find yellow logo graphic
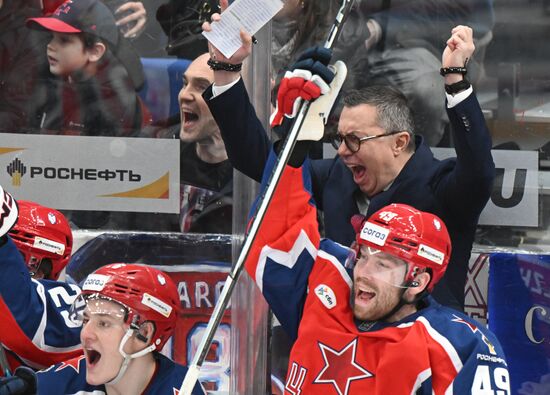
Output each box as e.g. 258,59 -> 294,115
6,158 -> 27,187
100,172 -> 170,199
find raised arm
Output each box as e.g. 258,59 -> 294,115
0,238 -> 82,366
204,79 -> 271,182
436,26 -> 495,219
0,189 -> 81,369
245,147 -> 321,340
200,0 -> 271,181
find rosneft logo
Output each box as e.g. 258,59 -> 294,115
6,158 -> 27,187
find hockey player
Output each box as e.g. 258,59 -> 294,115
240,24 -> 510,392
0,190 -> 82,373
244,141 -> 510,393
33,263 -> 206,394
8,200 -> 73,281
0,263 -> 206,394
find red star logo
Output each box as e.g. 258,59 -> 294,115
173,389 -> 179,395
313,338 -> 372,395
54,355 -> 85,374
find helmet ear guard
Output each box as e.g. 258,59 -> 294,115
404,266 -> 428,288
136,332 -> 149,343
130,317 -> 153,344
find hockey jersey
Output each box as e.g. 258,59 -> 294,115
245,152 -> 511,395
0,238 -> 82,371
36,352 -> 206,394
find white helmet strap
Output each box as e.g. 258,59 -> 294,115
106,327 -> 156,385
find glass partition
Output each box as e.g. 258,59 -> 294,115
1,0 -> 550,393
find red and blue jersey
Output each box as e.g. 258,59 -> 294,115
245,152 -> 510,395
0,238 -> 82,371
36,353 -> 206,394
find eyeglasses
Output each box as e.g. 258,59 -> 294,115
331,130 -> 403,153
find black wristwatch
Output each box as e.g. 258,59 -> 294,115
444,79 -> 471,95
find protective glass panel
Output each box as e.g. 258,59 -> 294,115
1,0 -> 549,393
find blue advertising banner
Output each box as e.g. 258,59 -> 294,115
489,253 -> 550,395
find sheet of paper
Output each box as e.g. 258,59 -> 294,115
202,0 -> 284,58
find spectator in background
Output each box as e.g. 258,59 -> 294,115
0,0 -> 49,132
61,52 -> 231,233
42,0 -> 171,58
142,52 -> 232,234
270,0 -> 494,146
25,0 -> 145,137
271,0 -> 353,77
156,0 -> 219,59
176,52 -> 232,233
353,0 -> 494,146
42,0 -> 148,39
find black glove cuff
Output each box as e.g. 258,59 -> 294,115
274,140 -> 312,168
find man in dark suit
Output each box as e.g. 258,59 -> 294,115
201,22 -> 494,311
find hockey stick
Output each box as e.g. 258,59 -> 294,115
179,1 -> 355,393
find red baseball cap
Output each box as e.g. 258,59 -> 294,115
27,0 -> 118,47
26,0 -> 144,90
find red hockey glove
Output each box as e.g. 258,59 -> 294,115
270,69 -> 330,128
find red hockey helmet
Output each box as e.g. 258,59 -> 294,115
81,263 -> 180,351
351,204 -> 451,292
8,200 -> 73,280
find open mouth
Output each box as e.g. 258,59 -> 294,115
86,349 -> 102,367
183,111 -> 198,124
350,165 -> 366,182
355,288 -> 375,303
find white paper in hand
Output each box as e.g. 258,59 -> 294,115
202,0 -> 283,58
